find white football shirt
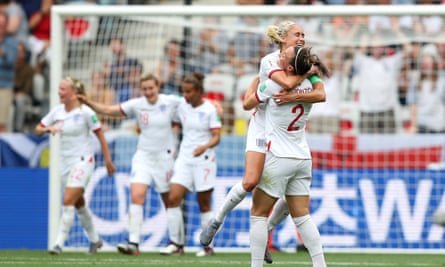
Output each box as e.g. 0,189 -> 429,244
120,94 -> 180,153
40,104 -> 101,158
174,98 -> 222,161
252,50 -> 283,124
256,79 -> 313,159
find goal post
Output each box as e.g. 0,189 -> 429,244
50,4 -> 445,253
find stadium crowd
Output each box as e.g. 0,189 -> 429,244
1,0 -> 445,135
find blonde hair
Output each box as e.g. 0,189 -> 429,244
266,20 -> 296,48
65,76 -> 86,96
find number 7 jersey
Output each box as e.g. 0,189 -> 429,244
256,78 -> 313,159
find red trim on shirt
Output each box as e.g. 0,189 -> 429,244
119,104 -> 127,116
93,128 -> 101,133
39,122 -> 46,127
268,69 -> 284,78
255,91 -> 263,103
267,141 -> 271,151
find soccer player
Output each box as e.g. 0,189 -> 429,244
35,77 -> 115,255
245,46 -> 328,267
78,73 -> 181,255
160,72 -> 222,257
200,20 -> 320,262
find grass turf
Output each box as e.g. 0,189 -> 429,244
0,250 -> 443,267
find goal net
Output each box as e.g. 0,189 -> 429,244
49,4 -> 445,253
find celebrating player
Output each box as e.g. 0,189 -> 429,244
160,72 -> 222,257
78,73 -> 181,255
245,46 -> 328,267
200,20 -> 320,263
35,77 -> 115,255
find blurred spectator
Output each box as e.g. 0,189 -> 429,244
13,42 -> 34,133
87,70 -> 117,130
127,58 -> 143,99
190,17 -> 230,75
225,16 -> 268,77
103,36 -> 138,102
0,0 -> 29,51
28,0 -> 52,66
0,12 -> 18,132
15,0 -> 40,20
156,38 -> 184,96
308,47 -> 347,134
352,34 -> 407,134
406,44 -> 445,134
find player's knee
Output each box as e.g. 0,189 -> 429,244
242,179 -> 258,192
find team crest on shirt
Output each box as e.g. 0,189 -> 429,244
199,112 -> 206,120
159,104 -> 166,112
73,114 -> 80,122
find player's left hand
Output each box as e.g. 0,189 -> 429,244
193,146 -> 206,157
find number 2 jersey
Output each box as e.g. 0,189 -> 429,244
256,78 -> 313,159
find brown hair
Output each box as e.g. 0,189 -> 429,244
291,46 -> 330,78
182,72 -> 205,94
140,73 -> 160,86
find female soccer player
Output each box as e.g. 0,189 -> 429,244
35,77 -> 115,255
78,73 -> 181,255
160,72 -> 221,257
200,21 -> 322,262
245,46 -> 328,267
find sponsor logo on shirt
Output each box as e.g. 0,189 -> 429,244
259,82 -> 267,93
91,115 -> 98,123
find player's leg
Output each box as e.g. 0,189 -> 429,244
286,161 -> 326,267
200,150 -> 265,246
49,187 -> 83,255
196,189 -> 216,257
76,195 -> 103,255
160,183 -> 187,255
250,188 -> 277,267
117,183 -> 148,255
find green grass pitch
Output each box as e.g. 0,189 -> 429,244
0,250 -> 444,267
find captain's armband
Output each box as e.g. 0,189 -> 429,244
308,75 -> 323,84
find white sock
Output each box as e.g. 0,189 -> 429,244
55,206 -> 75,247
250,216 -> 268,267
128,204 -> 143,244
267,198 -> 289,233
215,182 -> 248,223
77,206 -> 99,243
201,211 -> 214,247
167,207 -> 184,245
293,215 -> 326,267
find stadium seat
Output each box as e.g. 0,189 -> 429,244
233,73 -> 257,122
203,73 -> 236,101
339,101 -> 360,135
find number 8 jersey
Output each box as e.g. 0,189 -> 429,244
256,78 -> 313,159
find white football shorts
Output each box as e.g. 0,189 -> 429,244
257,152 -> 312,199
170,151 -> 216,192
130,149 -> 174,193
60,155 -> 95,188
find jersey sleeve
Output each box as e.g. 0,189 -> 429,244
208,102 -> 222,130
256,79 -> 282,103
119,98 -> 139,117
40,106 -> 58,127
83,105 -> 101,132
